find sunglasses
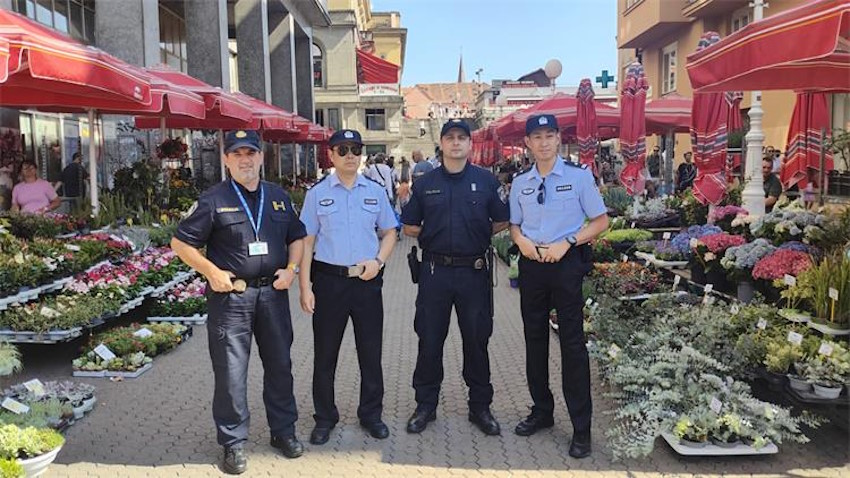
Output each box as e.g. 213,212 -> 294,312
335,145 -> 363,156
537,178 -> 546,205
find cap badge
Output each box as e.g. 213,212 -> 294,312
235,130 -> 247,138
452,119 -> 461,123
539,117 -> 548,125
344,131 -> 354,138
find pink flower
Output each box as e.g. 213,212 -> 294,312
752,249 -> 813,280
695,233 -> 747,254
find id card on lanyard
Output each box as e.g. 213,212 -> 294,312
231,180 -> 268,256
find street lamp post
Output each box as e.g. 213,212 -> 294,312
741,0 -> 767,215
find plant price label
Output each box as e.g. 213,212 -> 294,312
608,344 -> 621,358
1,397 -> 29,415
23,379 -> 45,397
662,232 -> 672,240
784,274 -> 796,287
829,288 -> 839,301
710,396 -> 723,414
756,318 -> 768,330
133,328 -> 154,338
585,298 -> 593,307
64,244 -> 81,252
730,304 -> 740,315
621,254 -> 629,263
787,331 -> 804,345
818,342 -> 834,357
94,343 -> 117,361
152,222 -> 161,228
704,284 -> 714,294
673,275 -> 681,288
630,222 -> 636,229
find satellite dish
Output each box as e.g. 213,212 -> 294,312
544,59 -> 563,80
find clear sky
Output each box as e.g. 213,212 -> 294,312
370,0 -> 618,87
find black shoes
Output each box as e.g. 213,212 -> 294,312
569,430 -> 592,459
468,409 -> 501,436
406,408 -> 436,434
309,425 -> 334,445
361,420 -> 390,439
514,413 -> 555,436
270,435 -> 304,459
222,446 -> 247,475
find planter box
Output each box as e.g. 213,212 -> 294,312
807,321 -> 850,336
148,314 -> 207,325
635,252 -> 689,269
18,444 -> 62,477
778,309 -> 811,323
661,432 -> 777,456
786,383 -> 850,405
103,362 -> 152,379
72,370 -> 106,378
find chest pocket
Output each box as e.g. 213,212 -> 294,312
215,212 -> 248,242
317,202 -> 340,231
360,201 -> 380,228
464,192 -> 489,225
550,187 -> 582,216
269,211 -> 290,238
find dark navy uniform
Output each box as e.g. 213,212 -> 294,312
175,179 -> 306,448
401,162 -> 509,414
509,154 -> 607,439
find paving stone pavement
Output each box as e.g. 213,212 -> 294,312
12,235 -> 850,477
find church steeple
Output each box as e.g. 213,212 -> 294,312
457,52 -> 465,83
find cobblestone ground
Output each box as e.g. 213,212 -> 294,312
13,236 -> 850,477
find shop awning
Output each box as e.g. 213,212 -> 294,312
356,49 -> 399,84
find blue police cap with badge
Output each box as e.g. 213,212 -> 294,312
224,129 -> 262,153
329,129 -> 364,147
440,118 -> 471,138
525,114 -> 559,136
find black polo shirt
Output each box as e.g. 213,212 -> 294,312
401,162 -> 509,256
175,180 -> 307,279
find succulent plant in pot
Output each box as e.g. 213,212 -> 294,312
673,412 -> 711,447
710,412 -> 743,447
802,341 -> 850,399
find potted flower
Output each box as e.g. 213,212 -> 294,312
708,205 -> 748,234
762,340 -> 802,391
670,225 -> 722,283
0,424 -> 65,477
721,239 -> 777,297
599,228 -> 653,255
797,253 -> 850,332
673,413 -> 710,448
710,412 -> 743,448
802,341 -> 850,399
692,233 -> 747,295
752,249 -> 814,305
787,361 -> 812,393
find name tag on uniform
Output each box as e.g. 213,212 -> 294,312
364,198 -> 378,205
248,241 -> 269,256
556,185 -> 573,192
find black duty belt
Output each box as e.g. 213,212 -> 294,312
423,252 -> 487,270
231,276 -> 276,292
312,260 -> 364,279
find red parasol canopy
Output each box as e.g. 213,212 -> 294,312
494,93 -> 620,142
690,33 -> 732,205
356,49 -> 399,84
618,62 -> 649,196
645,93 -> 692,134
576,79 -> 598,174
686,0 -> 850,93
781,92 -> 833,190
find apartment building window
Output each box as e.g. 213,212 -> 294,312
661,42 -> 677,94
14,0 -> 95,42
327,108 -> 341,131
313,43 -> 324,87
365,109 -> 386,131
315,109 -> 325,127
160,5 -> 187,73
624,0 -> 643,11
731,7 -> 751,33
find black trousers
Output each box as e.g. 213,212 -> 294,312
206,286 -> 296,447
413,264 -> 493,413
518,246 -> 593,433
312,269 -> 384,427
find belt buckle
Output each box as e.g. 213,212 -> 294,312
347,265 -> 364,278
473,258 -> 485,270
441,256 -> 452,266
232,279 -> 247,293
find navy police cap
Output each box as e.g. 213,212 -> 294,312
440,118 -> 471,138
224,129 -> 262,153
525,114 -> 559,136
328,129 -> 364,146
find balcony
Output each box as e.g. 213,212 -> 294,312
618,0 -> 691,49
682,0 -> 748,19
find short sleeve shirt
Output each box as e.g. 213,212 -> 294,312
12,179 -> 57,213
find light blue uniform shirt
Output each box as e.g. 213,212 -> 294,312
300,173 -> 399,266
509,157 -> 607,244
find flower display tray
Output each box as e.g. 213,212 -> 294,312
104,363 -> 152,379
785,384 -> 850,406
618,291 -> 688,302
807,321 -> 850,336
72,370 -> 105,378
634,251 -> 689,269
0,327 -> 83,344
778,309 -> 811,323
148,314 -> 207,326
660,432 -> 777,456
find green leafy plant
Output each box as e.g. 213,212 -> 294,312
602,186 -> 633,216
0,342 -> 22,377
599,228 -> 652,243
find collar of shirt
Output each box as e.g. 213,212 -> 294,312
328,172 -> 368,190
440,161 -> 470,179
525,156 -> 567,183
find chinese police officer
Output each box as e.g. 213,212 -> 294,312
298,129 -> 398,445
171,130 -> 306,475
401,119 -> 509,436
508,115 -> 609,459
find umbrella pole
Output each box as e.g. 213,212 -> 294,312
219,130 -> 226,182
87,109 -> 99,217
292,143 -> 296,184
819,126 -> 826,207
277,142 -> 282,180
159,117 -> 166,143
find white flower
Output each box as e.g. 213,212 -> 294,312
704,252 -> 716,261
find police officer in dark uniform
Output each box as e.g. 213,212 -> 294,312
171,130 -> 306,475
298,129 -> 398,445
401,119 -> 509,436
508,115 -> 609,459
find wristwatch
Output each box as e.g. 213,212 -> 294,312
286,262 -> 300,274
375,257 -> 385,269
567,235 -> 578,246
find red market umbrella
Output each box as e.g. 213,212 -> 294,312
686,0 -> 850,93
690,33 -> 732,206
618,62 -> 649,196
575,78 -> 598,174
645,93 -> 691,134
494,93 -> 620,142
781,92 -> 834,189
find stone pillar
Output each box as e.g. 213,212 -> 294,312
95,0 -> 160,66
268,12 -> 297,112
186,0 -> 230,90
235,0 -> 272,102
294,25 -> 314,121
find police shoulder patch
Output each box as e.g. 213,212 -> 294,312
184,201 -> 199,218
513,167 -> 533,179
563,160 -> 588,169
362,175 -> 382,186
307,175 -> 329,190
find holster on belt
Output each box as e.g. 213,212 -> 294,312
407,245 -> 421,283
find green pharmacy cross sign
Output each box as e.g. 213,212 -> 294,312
596,70 -> 615,89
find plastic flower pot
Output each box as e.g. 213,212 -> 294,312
787,374 -> 812,392
812,382 -> 843,399
18,444 -> 62,477
709,435 -> 740,448
762,369 -> 788,392
737,280 -> 755,304
678,436 -> 708,448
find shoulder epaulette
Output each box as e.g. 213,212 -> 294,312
563,160 -> 588,170
307,175 -> 330,190
513,166 -> 533,178
362,174 -> 383,187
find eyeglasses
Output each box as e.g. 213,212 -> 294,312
335,145 -> 363,156
537,178 -> 546,205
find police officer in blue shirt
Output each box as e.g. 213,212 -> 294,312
171,130 -> 306,474
298,129 -> 398,445
508,115 -> 609,459
401,119 -> 510,436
